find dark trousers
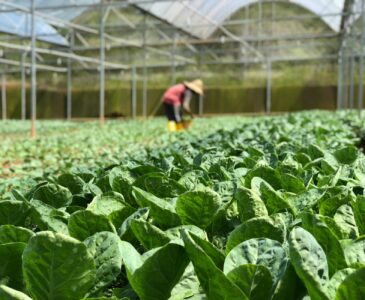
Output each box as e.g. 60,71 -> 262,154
163,103 -> 182,122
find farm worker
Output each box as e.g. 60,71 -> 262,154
162,79 -> 204,132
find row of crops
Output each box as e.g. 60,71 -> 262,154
1,111 -> 365,299
0,117 -> 247,197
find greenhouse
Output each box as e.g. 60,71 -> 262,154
2,1 -> 365,299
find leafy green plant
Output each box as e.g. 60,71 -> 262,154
1,112 -> 365,299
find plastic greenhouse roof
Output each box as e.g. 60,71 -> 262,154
0,0 -> 360,45
0,10 -> 68,45
137,0 -> 347,39
0,0 -> 100,46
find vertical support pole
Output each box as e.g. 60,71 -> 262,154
349,31 -> 356,109
258,0 -> 263,51
271,1 -> 275,36
337,54 -> 343,110
259,0 -> 262,34
31,0 -> 37,138
196,50 -> 204,117
131,66 -> 137,119
142,13 -> 148,119
359,0 -> 365,117
21,52 -> 26,120
245,5 -> 249,37
1,73 -> 6,121
67,30 -> 74,121
99,0 -> 106,125
171,31 -> 177,85
343,45 -> 349,109
199,94 -> 204,117
266,60 -> 272,114
346,47 -> 352,109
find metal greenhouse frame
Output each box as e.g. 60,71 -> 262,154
0,0 -> 364,137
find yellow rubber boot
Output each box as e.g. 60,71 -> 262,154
176,123 -> 184,131
167,121 -> 177,132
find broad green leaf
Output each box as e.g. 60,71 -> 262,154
10,190 -> 28,203
289,227 -> 330,300
84,297 -> 118,300
87,192 -> 127,216
66,205 -> 85,214
213,180 -> 238,201
30,200 -> 69,234
130,219 -> 170,250
112,286 -> 138,300
87,192 -> 135,228
234,187 -> 268,222
319,190 -> 354,217
32,184 -> 72,208
244,166 -> 282,190
0,285 -> 32,300
227,264 -> 272,300
334,204 -> 359,239
165,225 -> 207,242
58,173 -> 85,195
344,237 -> 365,267
280,173 -> 306,193
135,173 -> 186,198
118,241 -> 143,275
188,233 -> 225,270
329,167 -> 343,187
95,174 -> 113,193
335,268 -> 365,299
120,241 -> 190,300
0,243 -> 26,290
132,187 -> 181,228
83,182 -> 103,197
84,232 -> 123,297
178,170 -> 210,191
326,268 -> 356,299
70,195 -> 89,208
307,144 -> 325,160
169,263 -> 200,300
117,207 -> 149,241
131,165 -> 163,176
294,152 -> 312,165
0,201 -> 30,226
352,196 -> 365,235
226,216 -> 285,253
318,215 -> 345,240
108,206 -> 136,229
288,189 -> 323,214
334,146 -> 358,165
110,170 -> 136,206
68,210 -> 116,241
224,238 -> 286,289
251,177 -> 292,215
181,230 -> 247,300
176,189 -> 221,229
23,231 -> 96,300
272,262 -> 304,300
0,225 -> 34,244
301,212 -> 347,276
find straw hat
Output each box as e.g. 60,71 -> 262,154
184,79 -> 204,96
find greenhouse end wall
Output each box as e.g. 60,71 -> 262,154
2,85 -> 340,119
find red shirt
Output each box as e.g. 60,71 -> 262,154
162,84 -> 187,106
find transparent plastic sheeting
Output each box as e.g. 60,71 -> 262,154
0,0 -> 99,46
137,0 -> 347,39
0,10 -> 67,45
0,0 -> 362,45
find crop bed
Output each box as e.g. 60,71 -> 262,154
1,111 -> 365,299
